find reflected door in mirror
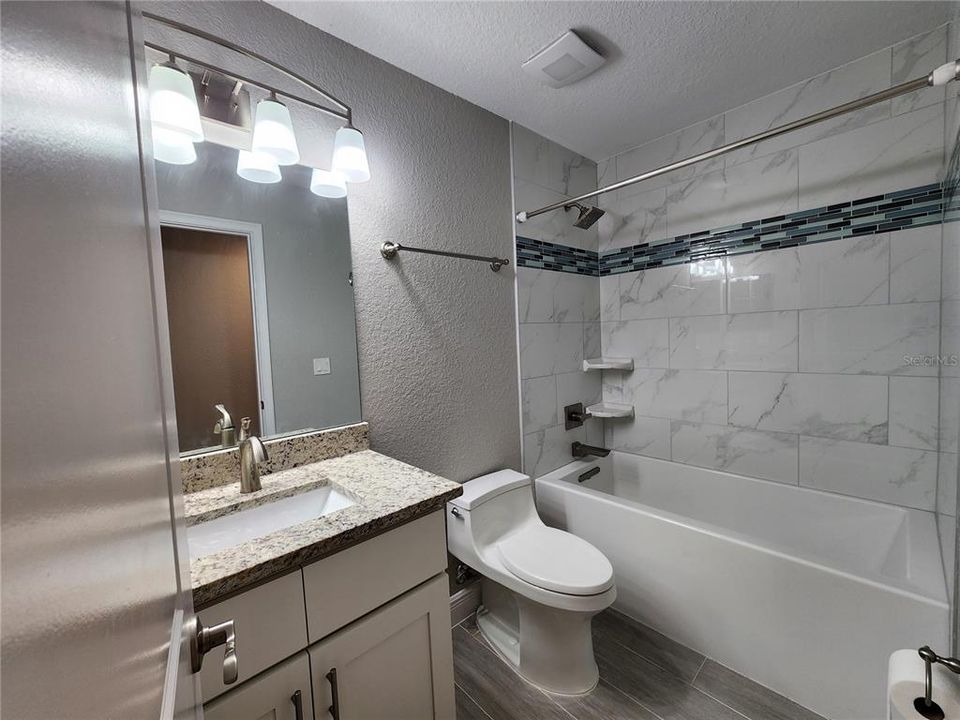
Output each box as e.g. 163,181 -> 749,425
161,226 -> 262,453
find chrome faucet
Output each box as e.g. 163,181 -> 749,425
238,417 -> 268,493
571,442 -> 610,459
214,404 -> 236,448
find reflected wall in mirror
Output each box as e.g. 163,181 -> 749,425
155,141 -> 362,455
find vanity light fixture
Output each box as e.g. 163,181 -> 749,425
236,150 -> 282,184
332,124 -> 370,183
142,12 -> 371,190
153,127 -> 198,165
148,60 -> 204,154
251,94 -> 300,166
309,168 -> 347,198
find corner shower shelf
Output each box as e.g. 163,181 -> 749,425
586,402 -> 634,420
582,357 -> 634,372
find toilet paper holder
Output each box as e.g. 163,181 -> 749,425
915,646 -> 960,719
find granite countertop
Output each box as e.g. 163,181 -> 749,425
185,449 -> 462,607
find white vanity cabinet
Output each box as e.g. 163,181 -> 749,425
204,653 -> 313,720
198,511 -> 456,720
308,574 -> 455,720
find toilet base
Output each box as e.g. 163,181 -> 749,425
476,578 -> 601,695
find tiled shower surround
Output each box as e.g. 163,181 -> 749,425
514,23 -> 960,522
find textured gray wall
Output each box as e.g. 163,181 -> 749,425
156,142 -> 362,437
146,2 -> 520,481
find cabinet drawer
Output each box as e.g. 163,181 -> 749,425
199,571 -> 307,702
204,651 -> 313,720
303,511 -> 446,643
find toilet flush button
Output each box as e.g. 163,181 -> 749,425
313,358 -> 331,375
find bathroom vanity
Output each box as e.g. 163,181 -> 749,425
183,424 -> 462,720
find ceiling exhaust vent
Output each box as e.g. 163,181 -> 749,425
522,30 -> 606,88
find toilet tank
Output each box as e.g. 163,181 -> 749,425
449,470 -> 539,552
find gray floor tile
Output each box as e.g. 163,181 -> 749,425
552,679 -> 661,720
693,660 -> 826,720
595,631 -> 745,720
456,684 -> 494,720
594,609 -> 705,683
452,627 -> 571,720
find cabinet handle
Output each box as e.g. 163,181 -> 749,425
291,689 -> 304,720
326,668 -> 340,720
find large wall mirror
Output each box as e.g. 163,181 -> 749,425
155,134 -> 362,455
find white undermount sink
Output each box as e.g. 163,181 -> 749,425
187,486 -> 355,559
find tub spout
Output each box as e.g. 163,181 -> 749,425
572,442 -> 610,459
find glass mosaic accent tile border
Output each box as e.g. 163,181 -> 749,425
516,182 -> 955,277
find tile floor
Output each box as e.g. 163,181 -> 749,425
453,608 -> 826,720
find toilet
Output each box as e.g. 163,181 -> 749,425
447,469 -> 616,695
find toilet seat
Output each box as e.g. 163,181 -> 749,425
497,526 -> 614,596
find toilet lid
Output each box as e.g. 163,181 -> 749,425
497,526 -> 614,596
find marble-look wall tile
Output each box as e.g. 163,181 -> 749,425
669,312 -> 798,371
605,415 -> 672,459
601,318 -> 670,368
727,235 -> 889,313
616,116 -> 725,195
557,371 -> 602,418
799,436 -> 937,511
598,187 -> 668,252
890,225 -> 942,303
516,271 -> 598,324
515,179 -> 598,252
941,300 -> 960,378
670,421 -> 799,485
512,123 -> 597,197
942,229 -> 960,302
600,275 -> 621,322
620,260 -> 726,321
940,378 -> 960,454
596,156 -> 617,203
798,103 -> 943,209
799,303 -> 940,376
890,377 -> 940,451
891,25 -> 948,117
521,375 -> 558,433
583,322 -> 602,359
605,368 -> 727,424
666,150 -> 799,239
723,48 -> 891,167
523,424 -> 586,479
519,323 -> 583,378
728,371 -> 888,443
939,452 -> 958,517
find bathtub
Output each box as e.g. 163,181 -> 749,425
535,452 -> 949,720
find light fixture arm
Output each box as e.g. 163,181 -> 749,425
141,11 -> 354,124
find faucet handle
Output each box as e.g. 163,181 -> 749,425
250,436 -> 269,464
239,416 -> 252,443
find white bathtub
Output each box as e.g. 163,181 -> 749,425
535,452 -> 949,720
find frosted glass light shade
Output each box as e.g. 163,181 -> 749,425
251,98 -> 300,166
148,64 -> 203,143
153,127 -> 197,165
332,126 -> 370,182
309,169 -> 347,198
236,150 -> 282,184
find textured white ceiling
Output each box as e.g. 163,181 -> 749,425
267,1 -> 953,161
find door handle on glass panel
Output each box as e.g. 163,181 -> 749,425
188,616 -> 239,685
291,690 -> 304,720
326,668 -> 340,720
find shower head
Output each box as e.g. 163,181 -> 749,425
565,202 -> 605,229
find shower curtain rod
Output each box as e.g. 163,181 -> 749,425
516,60 -> 960,224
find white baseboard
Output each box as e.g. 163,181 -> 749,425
450,580 -> 481,627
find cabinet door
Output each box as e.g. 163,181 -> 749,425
309,574 -> 455,720
205,652 -> 313,720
